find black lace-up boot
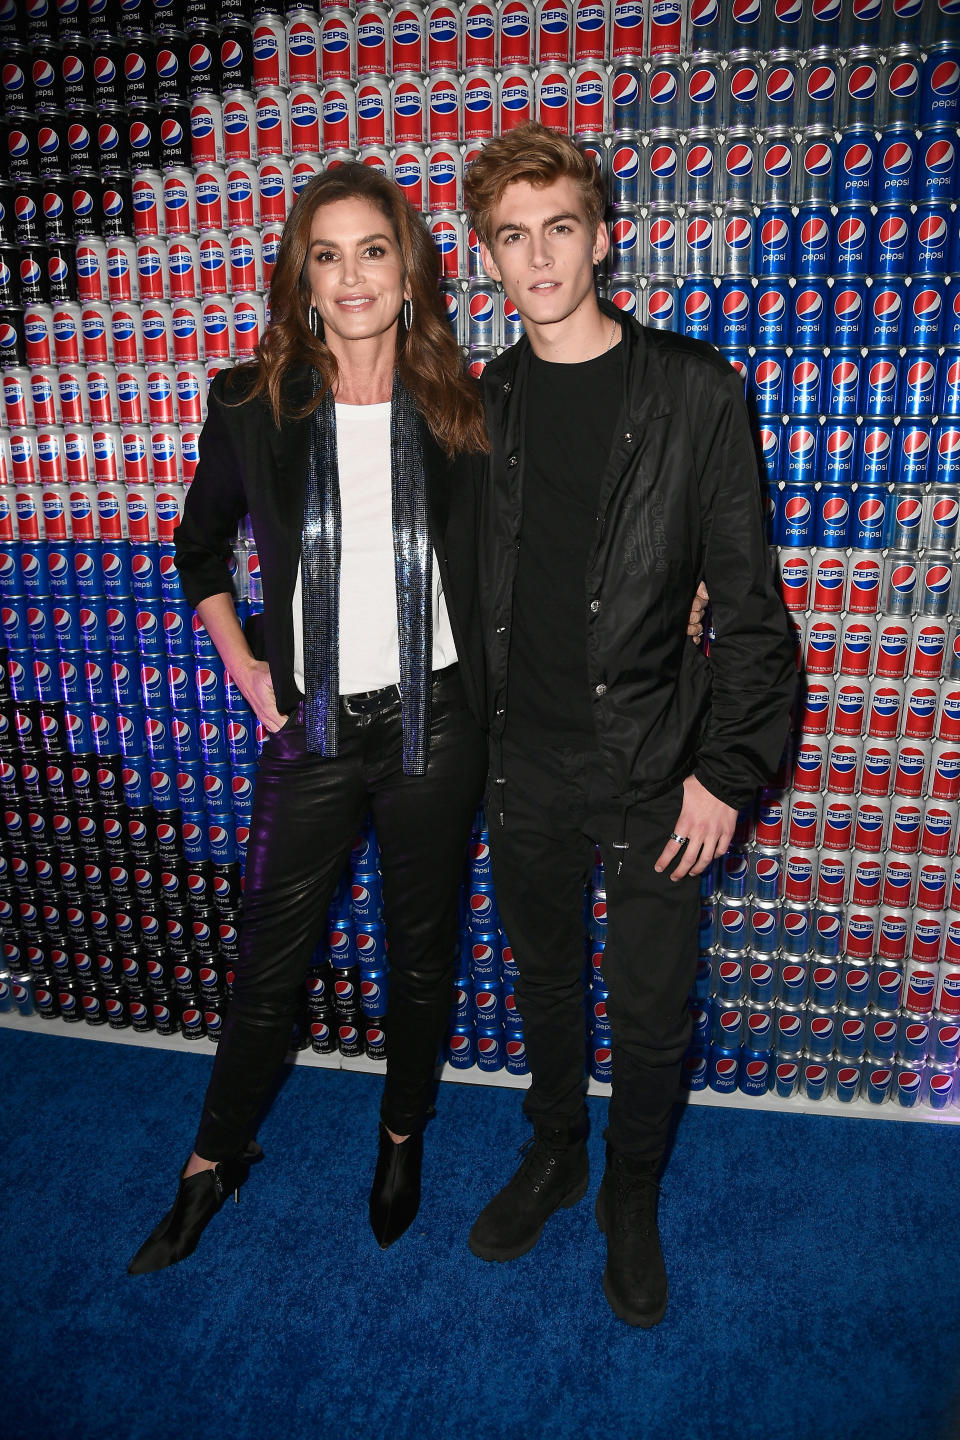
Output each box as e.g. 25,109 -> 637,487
594,1146 -> 668,1327
468,1122 -> 589,1261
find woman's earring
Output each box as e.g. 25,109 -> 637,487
402,297 -> 413,332
309,304 -> 324,340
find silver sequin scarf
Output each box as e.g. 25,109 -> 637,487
301,370 -> 432,775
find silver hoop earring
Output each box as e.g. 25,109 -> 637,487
402,297 -> 413,332
309,304 -> 324,340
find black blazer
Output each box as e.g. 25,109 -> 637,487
173,363 -> 487,723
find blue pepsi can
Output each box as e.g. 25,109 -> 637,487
753,278 -> 789,348
476,1026 -> 504,1072
905,278 -> 945,346
826,352 -> 863,417
793,204 -> 832,276
817,474 -> 854,537
871,209 -> 911,282
900,349 -> 939,416
853,486 -> 891,547
865,279 -> 907,348
121,753 -> 151,807
783,424 -> 820,488
864,353 -> 902,417
836,129 -> 876,205
787,350 -> 825,416
163,600 -> 193,659
46,542 -> 77,598
754,207 -> 792,277
791,278 -> 829,347
946,283 -> 960,347
713,280 -> 748,348
739,1051 -> 771,1096
828,281 -> 866,348
777,479 -> 816,544
749,353 -> 784,415
921,45 -> 960,127
933,421 -> 960,484
875,126 -> 918,205
832,207 -> 871,277
893,423 -> 933,486
911,206 -> 951,274
680,281 -> 715,342
100,546 -> 133,597
130,545 -> 163,601
708,1042 -> 741,1094
756,420 -> 783,487
800,1058 -> 830,1101
939,351 -> 960,416
917,126 -> 957,204
446,1024 -> 476,1069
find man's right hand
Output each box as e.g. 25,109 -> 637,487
687,581 -> 709,642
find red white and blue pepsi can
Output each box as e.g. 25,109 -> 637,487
715,278 -> 751,346
933,423 -> 960,486
900,350 -> 938,417
760,127 -> 797,206
682,207 -> 717,276
842,46 -> 881,127
870,210 -> 911,283
708,1044 -> 741,1093
911,206 -> 951,275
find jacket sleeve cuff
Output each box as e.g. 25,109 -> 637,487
692,764 -> 749,814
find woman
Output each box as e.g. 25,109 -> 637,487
127,163 -> 489,1273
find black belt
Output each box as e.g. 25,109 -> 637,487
294,664 -> 459,723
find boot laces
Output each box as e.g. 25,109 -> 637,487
516,1134 -> 569,1197
611,1164 -> 660,1237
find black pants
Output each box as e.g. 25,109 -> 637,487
193,666 -> 487,1161
489,739 -> 700,1163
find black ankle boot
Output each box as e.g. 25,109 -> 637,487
595,1147 -> 668,1327
127,1142 -> 263,1276
369,1122 -> 423,1250
468,1122 -> 589,1262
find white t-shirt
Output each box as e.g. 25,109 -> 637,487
292,400 -> 458,695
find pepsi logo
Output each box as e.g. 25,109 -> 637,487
760,218 -> 790,251
649,143 -> 678,179
648,70 -> 678,107
730,65 -> 759,104
806,65 -> 836,101
923,138 -> 956,174
846,63 -> 877,100
724,143 -> 754,178
766,66 -> 796,104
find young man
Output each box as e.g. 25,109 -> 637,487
463,125 -> 795,1327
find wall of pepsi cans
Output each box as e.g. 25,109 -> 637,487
1,0 -> 960,1113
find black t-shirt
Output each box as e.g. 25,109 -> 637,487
505,340 -> 624,742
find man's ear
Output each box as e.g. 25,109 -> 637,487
592,219 -> 610,266
479,241 -> 502,283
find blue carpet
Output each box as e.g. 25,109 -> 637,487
1,1026 -> 958,1440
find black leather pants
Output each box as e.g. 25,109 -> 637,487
193,666 -> 487,1160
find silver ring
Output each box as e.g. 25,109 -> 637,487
670,831 -> 686,844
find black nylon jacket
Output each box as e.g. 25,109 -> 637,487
478,302 -> 796,816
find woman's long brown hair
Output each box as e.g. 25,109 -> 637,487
233,164 -> 488,456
